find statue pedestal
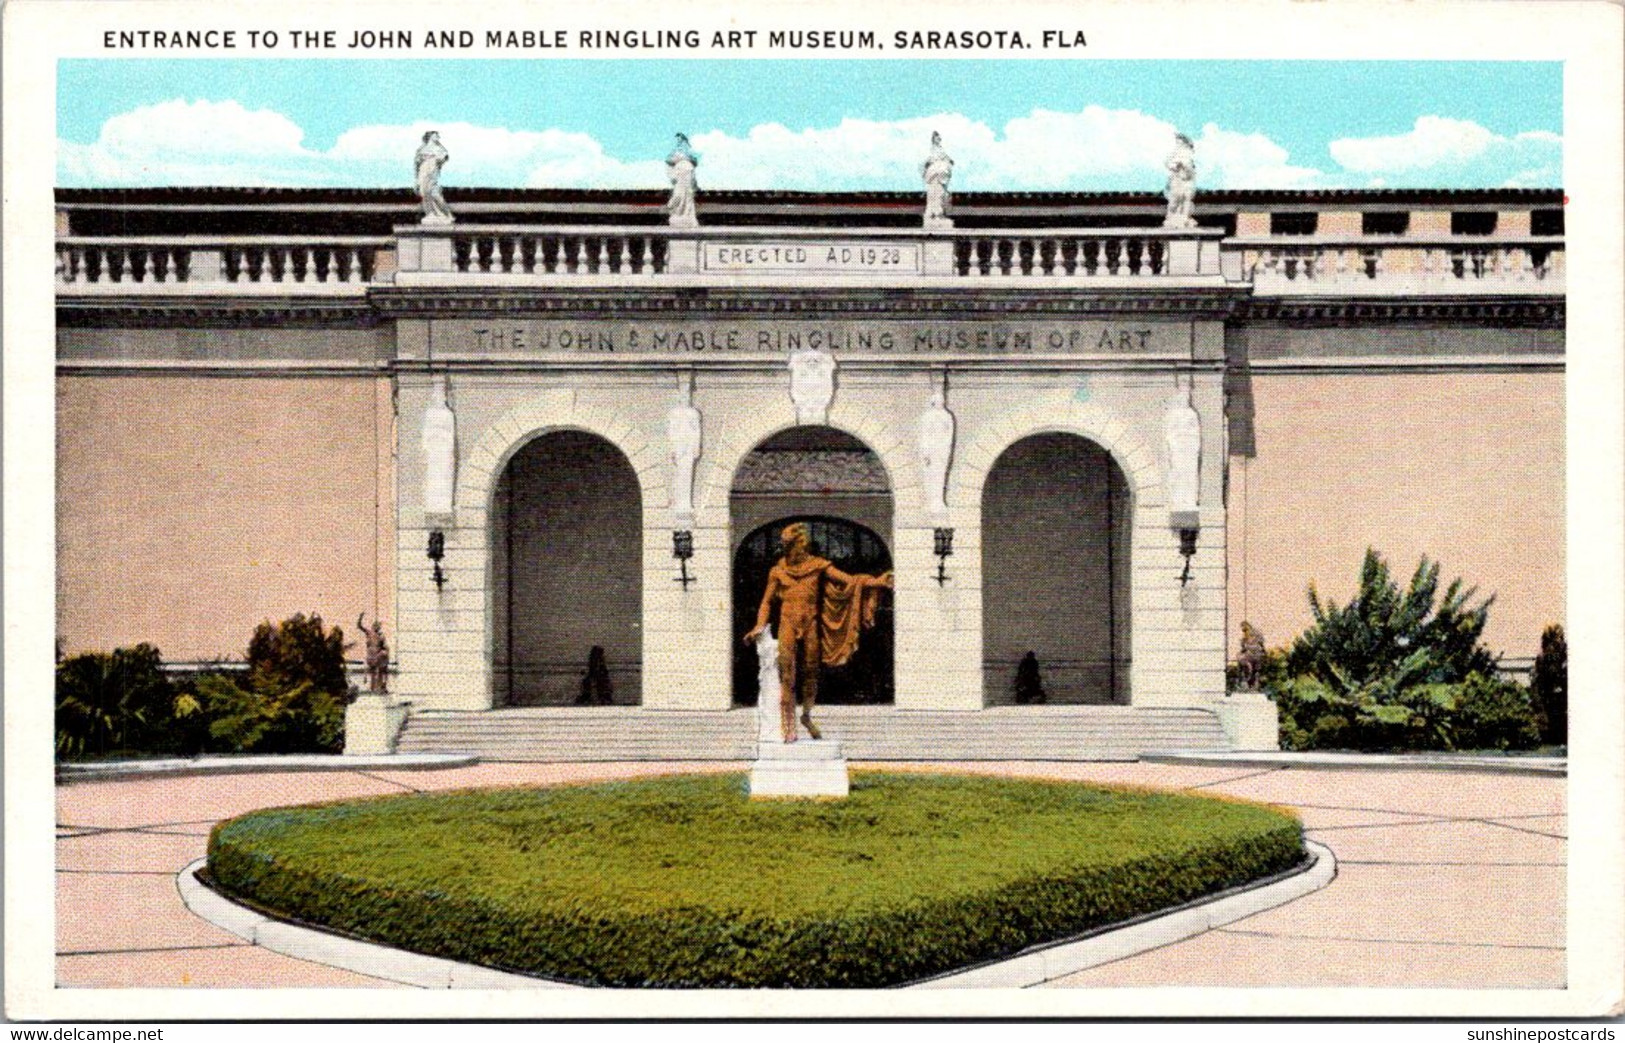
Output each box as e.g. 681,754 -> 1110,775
344,695 -> 410,755
1215,692 -> 1281,751
749,740 -> 850,799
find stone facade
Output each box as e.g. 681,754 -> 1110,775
53,187 -> 1565,750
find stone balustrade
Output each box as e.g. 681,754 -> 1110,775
393,225 -> 1227,284
1231,236 -> 1565,295
55,237 -> 393,293
56,228 -> 1563,296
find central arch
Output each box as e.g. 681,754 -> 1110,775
728,426 -> 895,707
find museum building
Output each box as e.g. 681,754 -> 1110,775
53,181 -> 1566,758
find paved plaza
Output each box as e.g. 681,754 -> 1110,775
55,760 -> 1564,990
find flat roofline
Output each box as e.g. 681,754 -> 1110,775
56,186 -> 1565,208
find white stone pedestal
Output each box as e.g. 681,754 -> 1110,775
1215,691 -> 1282,751
749,740 -> 851,799
344,695 -> 410,755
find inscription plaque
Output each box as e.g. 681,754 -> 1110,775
702,241 -> 924,275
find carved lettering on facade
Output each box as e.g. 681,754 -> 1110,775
702,241 -> 923,274
452,320 -> 1173,357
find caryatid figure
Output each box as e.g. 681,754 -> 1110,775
744,523 -> 894,743
421,375 -> 457,520
789,347 -> 836,424
666,133 -> 699,228
666,372 -> 702,524
414,130 -> 454,225
918,380 -> 956,523
921,131 -> 954,229
1164,389 -> 1203,524
1163,132 -> 1197,230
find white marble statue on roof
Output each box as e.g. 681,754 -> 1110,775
921,131 -> 955,230
414,131 -> 454,226
1163,132 -> 1197,230
666,133 -> 699,228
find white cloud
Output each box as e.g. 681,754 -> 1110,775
63,98 -> 1556,193
1329,116 -> 1562,185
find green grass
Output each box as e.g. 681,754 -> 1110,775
207,771 -> 1304,988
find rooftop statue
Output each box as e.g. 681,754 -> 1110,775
1163,132 -> 1197,230
414,131 -> 454,226
666,133 -> 699,228
921,131 -> 955,229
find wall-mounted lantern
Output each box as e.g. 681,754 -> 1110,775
1176,525 -> 1198,586
933,527 -> 955,586
427,529 -> 447,590
672,530 -> 696,590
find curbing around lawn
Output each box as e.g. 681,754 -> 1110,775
176,841 -> 1336,990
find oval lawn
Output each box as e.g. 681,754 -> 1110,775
206,771 -> 1304,988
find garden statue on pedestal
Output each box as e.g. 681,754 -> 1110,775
414,131 -> 454,226
743,522 -> 893,743
1236,622 -> 1268,693
357,614 -> 389,695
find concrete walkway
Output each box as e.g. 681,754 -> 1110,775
55,759 -> 1564,989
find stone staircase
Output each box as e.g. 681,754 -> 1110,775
394,705 -> 1231,762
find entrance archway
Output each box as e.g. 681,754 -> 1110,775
729,426 -> 895,707
981,433 -> 1132,705
490,430 -> 643,706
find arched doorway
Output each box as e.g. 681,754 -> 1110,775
981,433 -> 1132,705
729,426 -> 895,707
490,430 -> 643,706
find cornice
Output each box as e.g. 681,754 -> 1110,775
366,285 -> 1252,320
1237,296 -> 1564,327
55,297 -> 380,329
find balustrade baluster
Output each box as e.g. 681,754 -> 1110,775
107,250 -> 127,283
128,249 -> 148,283
565,238 -> 582,274
335,248 -> 353,282
521,237 -> 538,274
152,250 -> 170,282
952,239 -> 971,276
1038,239 -> 1056,275
995,239 -> 1013,276
312,248 -> 330,282
975,239 -> 992,276
1017,240 -> 1035,275
476,237 -> 495,273
1127,238 -> 1145,276
586,237 -> 603,274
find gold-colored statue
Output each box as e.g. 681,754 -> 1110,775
743,522 -> 894,742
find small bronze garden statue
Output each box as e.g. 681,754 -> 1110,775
357,613 -> 389,695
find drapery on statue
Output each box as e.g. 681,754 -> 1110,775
414,130 -> 454,225
357,614 -> 389,696
1163,131 -> 1196,229
743,523 -> 894,743
666,133 -> 699,228
921,131 -> 954,228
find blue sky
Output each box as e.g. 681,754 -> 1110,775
57,60 -> 1564,191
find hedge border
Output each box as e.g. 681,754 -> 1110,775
206,773 -> 1305,989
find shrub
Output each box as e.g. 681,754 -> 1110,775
1287,548 -> 1497,691
208,773 -> 1305,988
1452,673 -> 1542,751
247,613 -> 351,705
56,644 -> 176,759
1529,624 -> 1567,745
